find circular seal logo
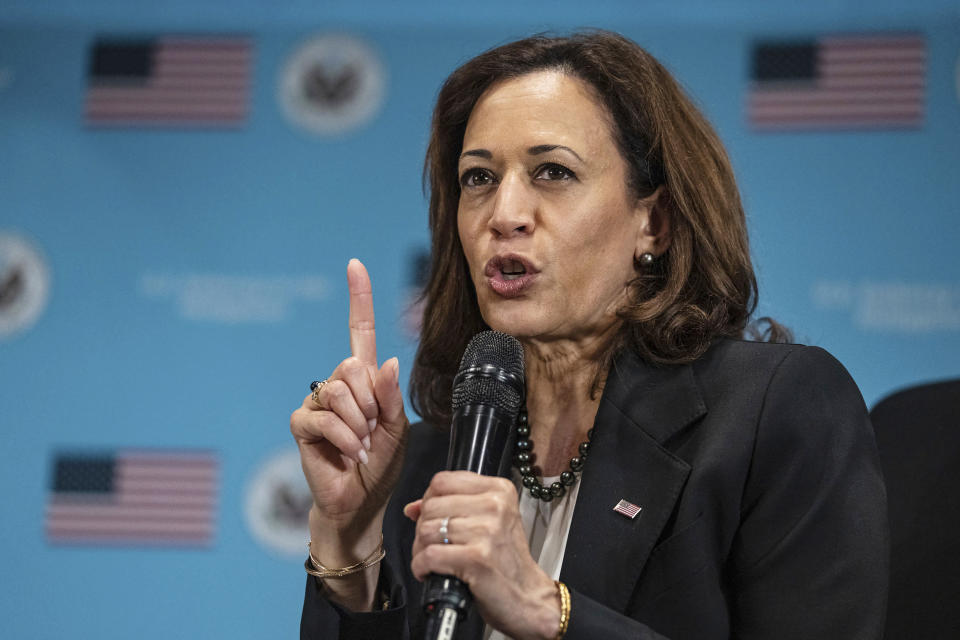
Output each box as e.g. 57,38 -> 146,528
244,448 -> 314,556
279,34 -> 386,135
0,232 -> 50,339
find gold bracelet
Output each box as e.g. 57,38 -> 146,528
305,535 -> 385,579
555,580 -> 570,639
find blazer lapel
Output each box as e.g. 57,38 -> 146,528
560,352 -> 706,612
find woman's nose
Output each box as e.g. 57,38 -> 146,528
488,173 -> 536,238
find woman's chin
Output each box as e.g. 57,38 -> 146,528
480,309 -> 543,339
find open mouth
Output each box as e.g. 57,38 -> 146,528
484,255 -> 538,298
499,257 -> 527,280
485,254 -> 537,280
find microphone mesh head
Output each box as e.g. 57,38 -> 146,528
452,331 -> 525,414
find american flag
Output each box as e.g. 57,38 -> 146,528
613,499 -> 642,520
46,450 -> 218,546
748,34 -> 925,130
85,36 -> 252,127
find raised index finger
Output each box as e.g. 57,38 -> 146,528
347,258 -> 377,367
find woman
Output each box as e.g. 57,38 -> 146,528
291,31 -> 888,639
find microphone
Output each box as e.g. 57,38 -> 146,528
421,330 -> 525,640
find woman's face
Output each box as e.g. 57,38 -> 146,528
457,70 -> 661,345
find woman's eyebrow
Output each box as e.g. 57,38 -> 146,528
459,145 -> 584,161
527,144 -> 583,162
460,149 -> 492,160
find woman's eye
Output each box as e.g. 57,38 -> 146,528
460,168 -> 495,188
535,163 -> 576,181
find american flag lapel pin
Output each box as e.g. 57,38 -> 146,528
613,499 -> 642,520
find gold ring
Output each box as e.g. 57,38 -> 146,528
310,379 -> 329,406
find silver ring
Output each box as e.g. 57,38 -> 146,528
439,517 -> 450,544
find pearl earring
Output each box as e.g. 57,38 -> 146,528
637,252 -> 655,267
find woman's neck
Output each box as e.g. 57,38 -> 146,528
521,335 -> 609,476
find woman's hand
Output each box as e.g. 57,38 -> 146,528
289,259 -> 409,608
405,471 -> 561,640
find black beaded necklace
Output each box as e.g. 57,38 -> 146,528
513,409 -> 594,502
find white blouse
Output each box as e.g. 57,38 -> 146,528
484,471 -> 582,640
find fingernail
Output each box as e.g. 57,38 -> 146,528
392,357 -> 400,386
357,449 -> 369,465
367,418 -> 377,433
362,435 -> 371,451
403,501 -> 417,519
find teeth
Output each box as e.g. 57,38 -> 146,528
500,258 -> 526,277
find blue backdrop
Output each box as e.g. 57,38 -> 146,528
2,1 -> 958,638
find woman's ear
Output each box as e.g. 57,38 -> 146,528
634,185 -> 671,259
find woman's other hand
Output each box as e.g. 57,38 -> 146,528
290,259 -> 409,609
405,471 -> 561,640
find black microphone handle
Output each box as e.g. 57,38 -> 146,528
422,404 -> 518,640
445,404 -> 519,476
421,576 -> 470,640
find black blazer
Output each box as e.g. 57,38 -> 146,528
302,339 -> 889,639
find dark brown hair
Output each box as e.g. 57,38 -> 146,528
410,30 -> 789,424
